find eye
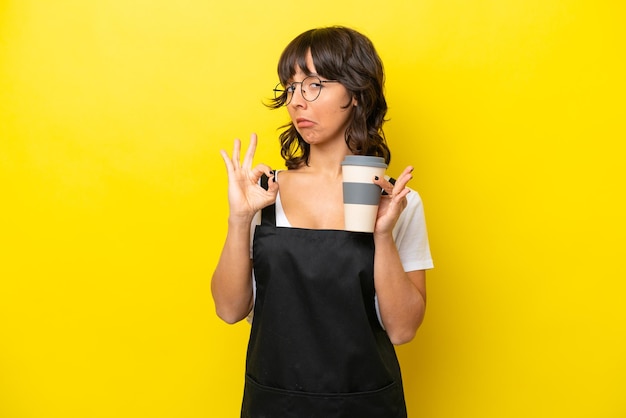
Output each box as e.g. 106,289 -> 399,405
305,80 -> 324,93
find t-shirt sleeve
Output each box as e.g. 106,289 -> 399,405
392,188 -> 434,272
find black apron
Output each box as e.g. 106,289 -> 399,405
241,182 -> 407,418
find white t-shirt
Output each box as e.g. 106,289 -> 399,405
248,172 -> 434,325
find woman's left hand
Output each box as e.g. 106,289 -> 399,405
373,166 -> 414,235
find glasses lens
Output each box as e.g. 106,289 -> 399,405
273,83 -> 285,100
274,82 -> 294,105
302,76 -> 322,102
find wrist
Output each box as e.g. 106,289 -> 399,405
228,214 -> 255,228
373,230 -> 394,243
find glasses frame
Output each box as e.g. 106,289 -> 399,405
273,75 -> 339,106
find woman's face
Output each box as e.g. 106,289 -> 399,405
286,51 -> 356,147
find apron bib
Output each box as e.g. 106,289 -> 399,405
241,197 -> 407,418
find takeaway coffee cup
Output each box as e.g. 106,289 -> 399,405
341,155 -> 387,233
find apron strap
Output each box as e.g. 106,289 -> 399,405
259,174 -> 276,227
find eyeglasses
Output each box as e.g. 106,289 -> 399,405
273,76 -> 339,106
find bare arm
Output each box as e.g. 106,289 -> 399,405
211,220 -> 255,324
211,134 -> 277,324
373,235 -> 426,345
373,166 -> 427,345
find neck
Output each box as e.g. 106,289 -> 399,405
305,142 -> 351,177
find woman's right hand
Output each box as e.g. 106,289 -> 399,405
219,133 -> 278,223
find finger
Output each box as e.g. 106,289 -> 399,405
383,181 -> 396,196
250,164 -> 274,186
258,164 -> 278,190
372,175 -> 391,194
219,149 -> 234,172
267,174 -> 279,192
242,133 -> 258,169
231,138 -> 242,167
393,187 -> 411,201
395,166 -> 414,188
389,169 -> 413,198
251,163 -> 273,178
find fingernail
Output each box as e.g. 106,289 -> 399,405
374,176 -> 379,180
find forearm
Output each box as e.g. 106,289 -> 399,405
373,233 -> 426,345
211,219 -> 255,324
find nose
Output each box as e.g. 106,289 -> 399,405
289,83 -> 307,108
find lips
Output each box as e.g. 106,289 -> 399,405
295,118 -> 315,128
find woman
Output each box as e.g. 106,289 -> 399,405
212,26 -> 433,418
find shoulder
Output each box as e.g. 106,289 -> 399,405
274,168 -> 297,182
274,168 -> 313,189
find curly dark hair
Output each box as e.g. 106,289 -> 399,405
268,26 -> 391,169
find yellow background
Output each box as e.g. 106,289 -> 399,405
1,1 -> 624,417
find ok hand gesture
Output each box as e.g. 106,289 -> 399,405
373,166 -> 414,235
219,133 -> 278,223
